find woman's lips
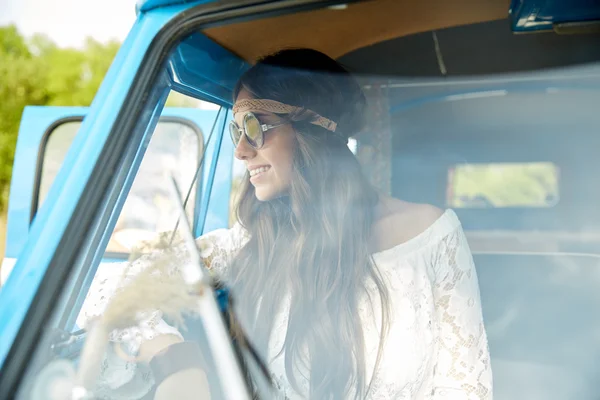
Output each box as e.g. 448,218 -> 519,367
249,165 -> 271,183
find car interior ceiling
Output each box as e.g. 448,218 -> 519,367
339,18 -> 600,76
202,0 -> 511,62
202,0 -> 600,72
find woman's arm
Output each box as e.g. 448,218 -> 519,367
120,220 -> 250,399
138,335 -> 211,400
86,223 -> 248,399
431,225 -> 493,400
154,368 -> 211,400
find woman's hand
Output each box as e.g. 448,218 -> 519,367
137,335 -> 211,400
154,368 -> 211,400
137,334 -> 183,363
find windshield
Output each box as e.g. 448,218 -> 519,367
11,4 -> 600,400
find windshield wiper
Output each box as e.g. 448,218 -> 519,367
215,284 -> 278,399
169,173 -> 279,399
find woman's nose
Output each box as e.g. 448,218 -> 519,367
234,136 -> 257,161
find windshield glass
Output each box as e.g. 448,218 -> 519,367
12,5 -> 600,400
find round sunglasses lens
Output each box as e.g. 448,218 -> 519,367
229,121 -> 241,145
244,113 -> 263,148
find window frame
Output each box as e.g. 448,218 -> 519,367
32,115 -> 206,259
30,116 -> 83,222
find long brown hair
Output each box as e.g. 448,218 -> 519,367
226,49 -> 390,399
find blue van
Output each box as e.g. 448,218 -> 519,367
2,0 -> 600,398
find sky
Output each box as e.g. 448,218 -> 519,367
0,0 -> 138,47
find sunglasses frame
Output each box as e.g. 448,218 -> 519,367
229,112 -> 287,149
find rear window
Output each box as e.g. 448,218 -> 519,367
447,162 -> 560,209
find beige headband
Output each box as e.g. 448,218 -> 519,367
232,99 -> 338,132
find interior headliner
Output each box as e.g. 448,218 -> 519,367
203,0 -> 512,62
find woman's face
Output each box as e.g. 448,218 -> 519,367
234,90 -> 297,201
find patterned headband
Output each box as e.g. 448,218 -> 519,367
232,98 -> 338,132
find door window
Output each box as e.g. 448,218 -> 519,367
36,117 -> 203,255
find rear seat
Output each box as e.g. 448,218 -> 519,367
475,253 -> 600,400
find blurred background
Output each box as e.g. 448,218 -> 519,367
0,0 -> 209,262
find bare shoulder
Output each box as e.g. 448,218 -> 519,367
402,201 -> 445,229
371,196 -> 445,253
379,197 -> 444,234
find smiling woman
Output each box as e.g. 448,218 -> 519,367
76,47 -> 491,400
219,49 -> 490,399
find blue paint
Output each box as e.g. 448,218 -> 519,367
136,0 -> 215,13
197,110 -> 227,234
4,107 -> 88,260
0,6 -> 189,368
201,109 -> 235,234
169,32 -> 249,106
510,0 -> 600,32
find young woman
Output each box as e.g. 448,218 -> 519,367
89,48 -> 492,400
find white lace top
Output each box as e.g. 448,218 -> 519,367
78,209 -> 493,399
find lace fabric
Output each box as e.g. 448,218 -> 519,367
429,227 -> 492,400
79,211 -> 492,399
265,210 -> 492,399
76,251 -> 186,399
75,224 -> 248,399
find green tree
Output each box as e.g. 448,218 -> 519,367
0,25 -> 49,210
40,37 -> 121,106
0,25 -> 121,210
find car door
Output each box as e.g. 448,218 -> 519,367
0,0 -> 255,392
1,105 -> 235,290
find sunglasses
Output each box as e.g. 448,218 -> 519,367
229,112 -> 287,149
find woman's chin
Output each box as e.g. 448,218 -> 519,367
254,189 -> 276,202
254,186 -> 285,202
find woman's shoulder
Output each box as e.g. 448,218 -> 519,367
371,197 -> 460,255
381,199 -> 445,230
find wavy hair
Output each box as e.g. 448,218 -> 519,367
227,49 -> 390,399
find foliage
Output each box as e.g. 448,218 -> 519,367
450,162 -> 559,208
0,24 -> 121,211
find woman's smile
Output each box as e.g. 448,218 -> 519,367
248,164 -> 271,183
